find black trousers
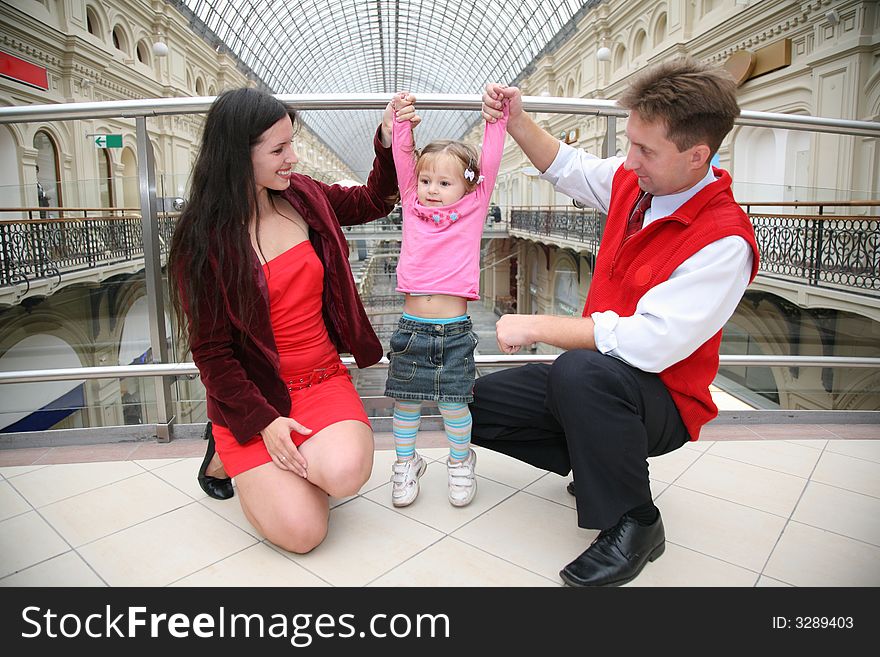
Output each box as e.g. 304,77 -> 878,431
470,350 -> 689,529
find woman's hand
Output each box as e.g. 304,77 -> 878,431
259,416 -> 311,477
381,92 -> 420,146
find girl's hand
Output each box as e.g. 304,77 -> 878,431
260,416 -> 311,477
382,92 -> 420,145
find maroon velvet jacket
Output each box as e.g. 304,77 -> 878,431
187,127 -> 396,444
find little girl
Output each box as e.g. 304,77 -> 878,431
385,92 -> 508,507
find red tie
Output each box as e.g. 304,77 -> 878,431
625,191 -> 653,238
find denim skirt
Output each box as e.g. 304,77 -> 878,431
384,316 -> 479,403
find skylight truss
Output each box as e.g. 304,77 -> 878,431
177,0 -> 598,179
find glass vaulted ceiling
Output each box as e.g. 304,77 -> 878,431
178,0 -> 599,180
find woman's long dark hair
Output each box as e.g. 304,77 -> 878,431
169,87 -> 296,347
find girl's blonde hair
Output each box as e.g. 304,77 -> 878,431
415,140 -> 481,193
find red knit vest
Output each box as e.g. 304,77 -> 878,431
584,166 -> 759,440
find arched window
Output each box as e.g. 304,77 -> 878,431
112,25 -> 128,54
633,29 -> 647,59
121,147 -> 138,207
34,130 -> 61,210
654,13 -> 667,46
195,77 -> 205,96
613,44 -> 627,71
86,6 -> 101,38
136,40 -> 151,65
97,147 -> 114,207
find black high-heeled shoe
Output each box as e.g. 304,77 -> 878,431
198,421 -> 234,500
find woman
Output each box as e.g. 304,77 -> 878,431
170,88 -> 418,553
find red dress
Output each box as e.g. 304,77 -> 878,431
212,240 -> 370,477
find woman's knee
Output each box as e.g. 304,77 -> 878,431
264,511 -> 329,554
320,451 -> 373,498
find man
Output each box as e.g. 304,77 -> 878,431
472,58 -> 759,587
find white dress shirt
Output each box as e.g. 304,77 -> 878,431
541,143 -> 754,373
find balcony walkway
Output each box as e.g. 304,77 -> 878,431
1,420 -> 878,587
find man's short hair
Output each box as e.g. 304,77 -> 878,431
618,57 -> 740,156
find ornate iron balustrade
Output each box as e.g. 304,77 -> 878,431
509,207 -> 603,253
752,214 -> 879,292
0,208 -> 177,288
510,204 -> 880,296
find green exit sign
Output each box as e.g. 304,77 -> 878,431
93,134 -> 123,148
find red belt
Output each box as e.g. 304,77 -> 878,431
285,362 -> 346,392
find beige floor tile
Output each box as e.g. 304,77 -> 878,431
40,472 -> 193,546
451,492 -> 594,581
0,464 -> 48,479
523,472 -> 575,509
623,542 -> 758,587
756,576 -> 792,587
812,451 -> 880,498
786,439 -> 827,450
358,449 -> 399,494
9,461 -> 146,508
659,485 -> 787,572
199,496 -> 260,538
172,543 -> 328,587
133,457 -> 185,471
419,447 -> 454,461
0,478 -> 31,522
707,440 -> 821,478
0,511 -> 70,578
649,479 -> 670,498
824,439 -> 880,464
468,446 -> 547,490
682,440 -> 713,453
369,536 -> 558,587
363,467 -> 517,534
764,521 -> 880,587
0,550 -> 105,587
647,447 -> 703,484
280,497 -> 443,586
151,457 -> 212,500
674,454 -> 807,517
792,481 -> 880,546
78,504 -> 257,586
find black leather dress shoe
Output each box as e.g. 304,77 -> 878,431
559,513 -> 665,587
567,481 -> 576,496
198,422 -> 234,501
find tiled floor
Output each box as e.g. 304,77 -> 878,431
1,424 -> 878,587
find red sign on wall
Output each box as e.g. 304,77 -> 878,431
0,51 -> 49,90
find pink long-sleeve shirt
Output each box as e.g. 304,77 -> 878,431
393,106 -> 508,300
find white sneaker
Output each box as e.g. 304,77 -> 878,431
447,449 -> 477,507
390,453 -> 427,507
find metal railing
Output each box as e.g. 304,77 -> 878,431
0,95 -> 878,441
0,207 -> 178,287
510,204 -> 880,296
509,206 -> 603,253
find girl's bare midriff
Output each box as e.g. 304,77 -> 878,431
403,293 -> 468,318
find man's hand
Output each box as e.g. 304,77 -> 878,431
496,313 -> 598,353
482,84 -> 522,124
495,313 -> 539,354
